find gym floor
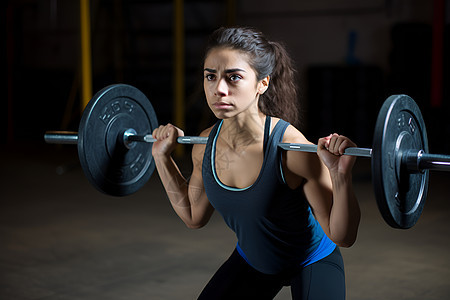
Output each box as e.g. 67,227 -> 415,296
1,144 -> 449,300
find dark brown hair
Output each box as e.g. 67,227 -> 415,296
204,26 -> 300,128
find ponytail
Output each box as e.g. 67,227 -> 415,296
259,41 -> 300,128
204,26 -> 301,128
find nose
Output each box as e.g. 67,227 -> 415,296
215,78 -> 228,97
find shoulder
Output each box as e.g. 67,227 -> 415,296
283,125 -> 309,144
271,117 -> 309,144
199,124 -> 215,138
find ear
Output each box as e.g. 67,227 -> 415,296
257,76 -> 270,95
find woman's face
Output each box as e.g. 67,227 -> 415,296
203,48 -> 268,120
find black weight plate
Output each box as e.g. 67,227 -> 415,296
78,84 -> 158,196
372,95 -> 429,229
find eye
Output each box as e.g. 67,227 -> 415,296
205,74 -> 215,81
228,74 -> 242,82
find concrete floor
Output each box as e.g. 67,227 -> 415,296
1,144 -> 449,300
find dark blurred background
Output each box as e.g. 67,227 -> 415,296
3,0 -> 449,151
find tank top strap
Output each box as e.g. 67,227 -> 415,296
264,118 -> 290,184
209,119 -> 222,138
268,118 -> 290,145
262,116 -> 271,153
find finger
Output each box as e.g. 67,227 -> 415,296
339,137 -> 357,155
336,137 -> 347,155
332,134 -> 353,156
152,126 -> 161,140
153,124 -> 170,140
337,138 -> 350,155
161,125 -> 170,139
317,134 -> 331,151
175,126 -> 185,138
159,125 -> 168,140
166,125 -> 177,141
328,133 -> 340,155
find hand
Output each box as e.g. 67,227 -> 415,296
317,133 -> 357,175
151,124 -> 184,158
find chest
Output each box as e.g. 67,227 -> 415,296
214,141 -> 264,189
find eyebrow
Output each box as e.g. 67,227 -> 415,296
204,68 -> 246,73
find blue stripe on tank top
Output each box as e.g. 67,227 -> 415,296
237,234 -> 336,269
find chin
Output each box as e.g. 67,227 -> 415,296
212,111 -> 234,120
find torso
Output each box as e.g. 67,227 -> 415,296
200,116 -> 333,274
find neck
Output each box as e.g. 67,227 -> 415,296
221,110 -> 266,149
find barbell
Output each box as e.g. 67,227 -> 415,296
44,84 -> 450,229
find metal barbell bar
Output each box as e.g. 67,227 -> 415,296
44,130 -> 450,173
45,130 -> 373,156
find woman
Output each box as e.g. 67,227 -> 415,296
152,26 -> 360,299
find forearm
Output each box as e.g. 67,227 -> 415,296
154,154 -> 195,226
328,172 -> 361,247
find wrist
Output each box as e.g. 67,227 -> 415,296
330,171 -> 353,189
153,150 -> 172,162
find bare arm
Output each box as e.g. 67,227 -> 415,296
152,124 -> 214,229
283,126 -> 361,247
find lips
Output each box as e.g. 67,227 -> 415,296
213,101 -> 233,109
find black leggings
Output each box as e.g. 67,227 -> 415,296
197,247 -> 345,300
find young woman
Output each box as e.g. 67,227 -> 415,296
151,26 -> 360,300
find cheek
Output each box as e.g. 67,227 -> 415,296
204,83 -> 214,101
203,81 -> 210,95
241,83 -> 258,98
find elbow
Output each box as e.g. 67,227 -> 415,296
333,233 -> 358,248
335,239 -> 356,248
330,216 -> 361,248
184,220 -> 207,229
182,206 -> 214,229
